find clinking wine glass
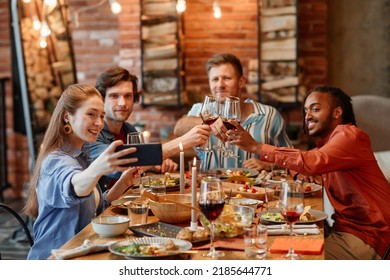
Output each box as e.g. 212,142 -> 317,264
196,95 -> 221,151
199,177 -> 225,258
279,180 -> 305,260
221,96 -> 241,158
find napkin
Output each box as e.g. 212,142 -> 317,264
270,237 -> 324,255
265,224 -> 320,236
51,240 -> 116,260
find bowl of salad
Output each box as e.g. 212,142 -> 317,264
199,204 -> 255,238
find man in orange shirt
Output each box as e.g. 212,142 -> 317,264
227,86 -> 390,260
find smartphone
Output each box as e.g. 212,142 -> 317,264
115,143 -> 163,167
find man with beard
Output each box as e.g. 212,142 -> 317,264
226,86 -> 390,260
174,53 -> 292,170
89,67 -> 210,191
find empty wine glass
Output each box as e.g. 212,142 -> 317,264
279,180 -> 305,260
199,177 -> 225,258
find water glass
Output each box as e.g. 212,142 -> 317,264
244,224 -> 268,259
128,199 -> 149,226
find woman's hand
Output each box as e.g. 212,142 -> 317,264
89,140 -> 138,177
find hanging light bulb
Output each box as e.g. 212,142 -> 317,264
23,0 -> 31,3
40,21 -> 51,37
213,1 -> 221,19
109,0 -> 122,14
39,37 -> 47,48
32,15 -> 41,30
176,0 -> 186,13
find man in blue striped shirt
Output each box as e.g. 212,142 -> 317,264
174,53 -> 292,170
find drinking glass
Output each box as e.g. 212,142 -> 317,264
221,96 -> 241,158
199,177 -> 225,258
279,180 -> 305,260
127,131 -> 145,144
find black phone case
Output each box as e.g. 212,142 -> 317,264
115,143 -> 163,167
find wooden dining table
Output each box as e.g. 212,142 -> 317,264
49,180 -> 325,260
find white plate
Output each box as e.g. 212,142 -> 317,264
213,168 -> 259,178
257,209 -> 328,224
109,237 -> 192,259
303,183 -> 322,194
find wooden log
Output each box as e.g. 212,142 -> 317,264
261,76 -> 299,91
261,6 -> 296,16
144,43 -> 177,59
261,49 -> 296,61
142,21 -> 177,38
261,61 -> 296,77
261,15 -> 296,32
143,1 -> 176,16
143,58 -> 178,71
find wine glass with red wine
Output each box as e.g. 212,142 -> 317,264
221,96 -> 241,158
197,95 -> 221,151
279,180 -> 305,260
199,177 -> 225,258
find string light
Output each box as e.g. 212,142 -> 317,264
32,15 -> 41,30
176,0 -> 186,13
213,1 -> 221,19
40,20 -> 51,37
39,37 -> 47,48
109,0 -> 122,14
176,0 -> 222,18
73,0 -> 121,28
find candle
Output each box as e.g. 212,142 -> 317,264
179,142 -> 185,194
190,157 -> 198,231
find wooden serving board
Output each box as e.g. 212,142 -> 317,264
222,182 -> 275,201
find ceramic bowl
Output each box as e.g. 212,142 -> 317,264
91,215 -> 129,237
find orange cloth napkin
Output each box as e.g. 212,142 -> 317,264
193,237 -> 245,251
269,237 -> 324,255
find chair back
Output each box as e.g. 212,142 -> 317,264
0,203 -> 34,259
352,95 -> 390,152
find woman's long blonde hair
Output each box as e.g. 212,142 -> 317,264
23,84 -> 103,218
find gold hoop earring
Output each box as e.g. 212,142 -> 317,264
64,123 -> 72,134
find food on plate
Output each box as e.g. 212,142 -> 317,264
227,176 -> 254,185
164,172 -> 180,187
175,227 -> 209,242
261,212 -> 284,222
114,243 -> 167,256
237,182 -> 260,193
141,173 -> 180,188
235,194 -> 243,198
176,227 -> 193,241
261,211 -> 317,222
212,205 -> 254,237
299,211 -> 316,222
193,228 -> 210,241
163,239 -> 176,251
217,169 -> 251,177
254,170 -> 271,185
303,183 -> 313,192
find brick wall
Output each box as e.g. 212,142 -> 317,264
0,0 -> 328,197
